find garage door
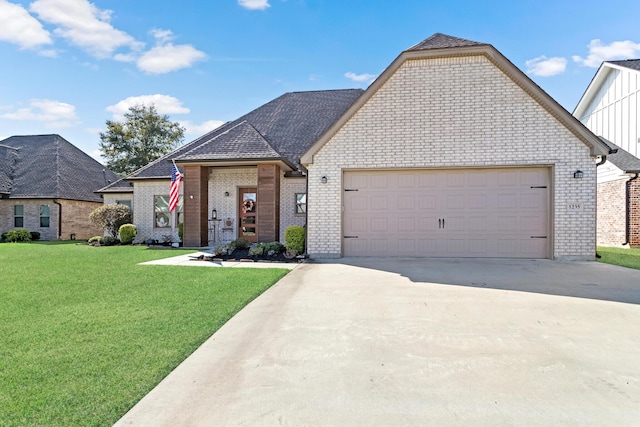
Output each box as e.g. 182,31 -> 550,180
343,168 -> 549,258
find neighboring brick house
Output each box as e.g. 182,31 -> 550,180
0,135 -> 120,240
98,90 -> 364,246
574,60 -> 640,247
301,33 -> 610,260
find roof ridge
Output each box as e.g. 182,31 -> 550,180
406,32 -> 486,52
244,121 -> 284,157
178,120 -> 250,159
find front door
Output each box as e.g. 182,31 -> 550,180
239,187 -> 258,242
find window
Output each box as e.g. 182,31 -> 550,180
295,193 -> 306,214
154,195 -> 183,228
40,204 -> 50,228
116,199 -> 132,213
14,205 -> 24,228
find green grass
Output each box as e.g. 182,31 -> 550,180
0,242 -> 289,426
597,246 -> 640,270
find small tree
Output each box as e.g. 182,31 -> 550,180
90,204 -> 132,238
99,104 -> 185,176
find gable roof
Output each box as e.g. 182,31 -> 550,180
302,33 -> 611,164
109,89 -> 364,184
0,135 -> 119,202
574,60 -> 640,119
601,139 -> 640,174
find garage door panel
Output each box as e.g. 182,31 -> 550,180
343,168 -> 549,258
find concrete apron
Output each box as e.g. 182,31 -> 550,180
115,258 -> 640,426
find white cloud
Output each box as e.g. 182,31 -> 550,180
106,94 -> 190,121
179,120 -> 225,136
0,0 -> 52,49
525,56 -> 567,77
137,42 -> 206,74
0,99 -> 79,127
238,0 -> 270,10
29,0 -> 143,58
150,28 -> 174,44
573,39 -> 640,67
345,72 -> 377,83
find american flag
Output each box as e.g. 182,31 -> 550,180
169,162 -> 182,212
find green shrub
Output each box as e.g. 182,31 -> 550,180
0,232 -> 7,242
285,226 -> 305,256
229,238 -> 252,251
30,231 -> 41,241
89,204 -> 132,238
101,236 -> 120,246
88,236 -> 104,246
119,224 -> 137,245
178,222 -> 184,242
6,228 -> 32,243
265,241 -> 285,254
248,244 -> 264,256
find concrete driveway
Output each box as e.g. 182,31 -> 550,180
115,258 -> 640,426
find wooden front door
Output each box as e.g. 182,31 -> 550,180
239,187 -> 258,242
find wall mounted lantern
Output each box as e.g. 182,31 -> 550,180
573,170 -> 584,179
224,191 -> 230,197
321,176 -> 328,184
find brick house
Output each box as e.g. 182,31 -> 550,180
103,33 -> 610,260
574,60 -> 640,247
98,90 -> 364,246
0,135 -> 120,240
301,33 -> 610,260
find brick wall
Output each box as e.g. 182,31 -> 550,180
0,198 -> 101,240
306,55 -> 597,260
59,199 -> 104,240
133,181 -> 180,244
596,178 -> 627,246
630,178 -> 640,247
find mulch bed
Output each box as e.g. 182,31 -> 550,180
192,248 -> 303,263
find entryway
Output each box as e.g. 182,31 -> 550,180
239,187 -> 257,242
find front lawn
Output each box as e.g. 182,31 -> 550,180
597,246 -> 640,270
0,242 -> 289,426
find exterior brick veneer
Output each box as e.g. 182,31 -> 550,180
630,178 -> 640,247
306,55 -> 598,260
596,179 -> 627,246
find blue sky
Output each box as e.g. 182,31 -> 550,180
2,0 -> 640,161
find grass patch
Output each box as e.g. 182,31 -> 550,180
597,246 -> 640,270
0,242 -> 289,426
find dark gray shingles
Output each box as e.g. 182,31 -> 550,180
607,59 -> 640,72
0,145 -> 19,195
0,135 -> 120,202
601,139 -> 640,173
406,33 -> 486,52
128,88 -> 364,179
178,121 -> 283,161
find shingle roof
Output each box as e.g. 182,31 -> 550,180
607,59 -> 640,72
406,33 -> 486,52
0,135 -> 120,202
601,139 -> 640,173
120,89 -> 364,181
0,144 -> 19,195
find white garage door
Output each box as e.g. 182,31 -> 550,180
343,168 -> 549,258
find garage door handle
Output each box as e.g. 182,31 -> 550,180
344,235 -> 359,239
438,218 -> 445,229
530,236 -> 547,239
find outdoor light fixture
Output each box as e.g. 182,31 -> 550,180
211,209 -> 217,220
224,191 -> 230,197
573,170 -> 584,179
321,176 -> 328,184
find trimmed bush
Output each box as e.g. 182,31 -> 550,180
119,224 -> 137,245
89,204 -> 132,238
285,226 -> 305,256
248,244 -> 264,256
101,236 -> 120,246
30,231 -> 41,241
178,222 -> 184,242
0,232 -> 7,243
229,238 -> 252,251
6,228 -> 32,243
88,236 -> 103,245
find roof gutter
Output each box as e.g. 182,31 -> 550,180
623,173 -> 640,246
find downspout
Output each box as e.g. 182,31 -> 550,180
595,156 -> 607,258
623,173 -> 639,246
53,199 -> 62,240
